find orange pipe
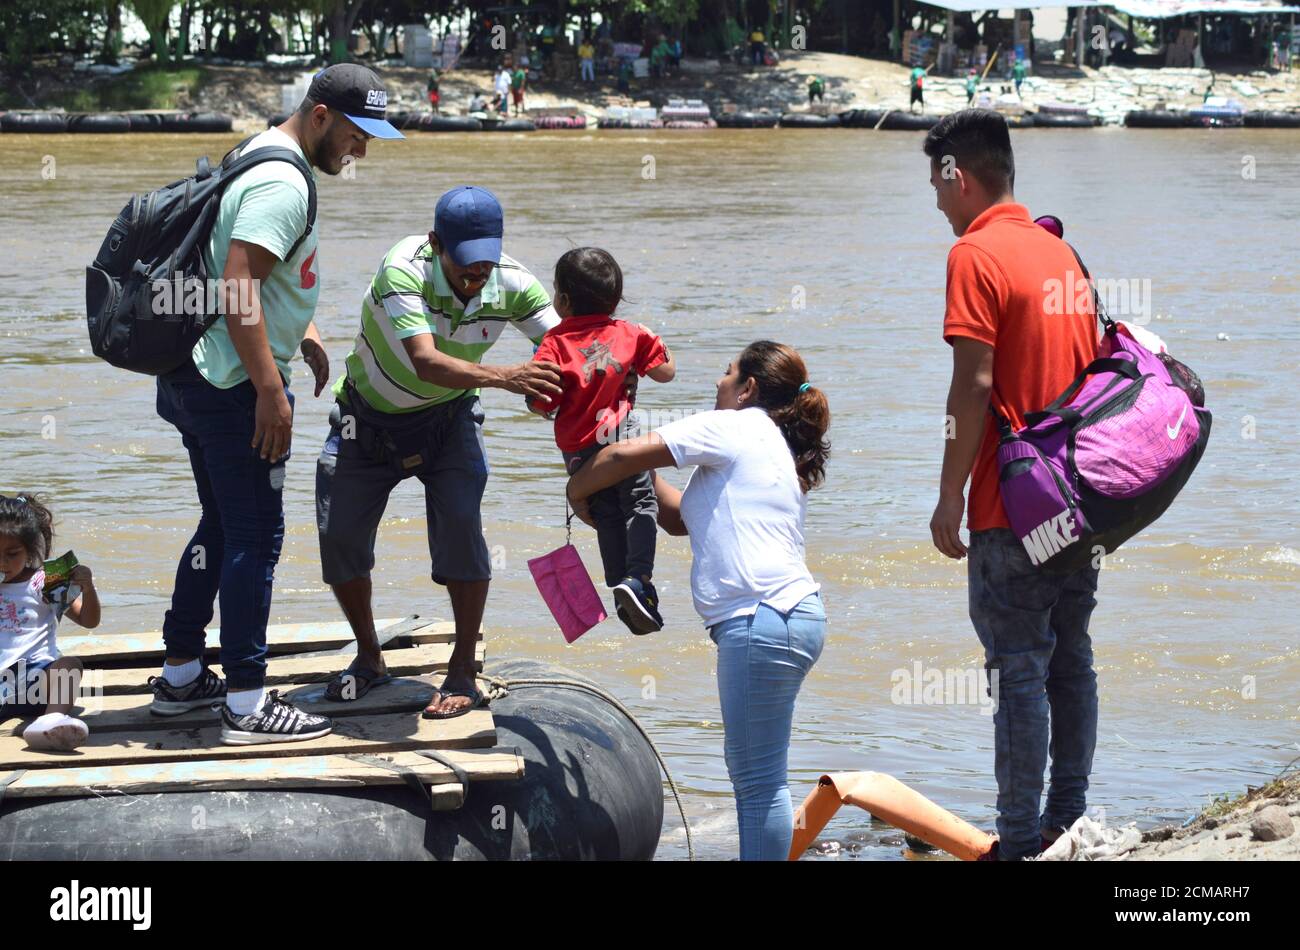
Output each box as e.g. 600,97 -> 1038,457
789,772 -> 996,861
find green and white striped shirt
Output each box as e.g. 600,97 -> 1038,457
336,236 -> 558,413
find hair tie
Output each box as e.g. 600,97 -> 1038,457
798,382 -> 811,393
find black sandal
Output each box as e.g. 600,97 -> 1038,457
323,660 -> 393,702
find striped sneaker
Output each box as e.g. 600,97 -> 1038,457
220,690 -> 333,745
148,667 -> 228,716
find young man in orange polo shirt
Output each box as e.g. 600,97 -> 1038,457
923,110 -> 1101,860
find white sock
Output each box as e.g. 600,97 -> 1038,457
161,658 -> 201,687
226,687 -> 267,717
24,713 -> 90,751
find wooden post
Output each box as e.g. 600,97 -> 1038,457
1077,6 -> 1086,68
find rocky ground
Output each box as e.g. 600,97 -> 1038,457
1126,772 -> 1300,860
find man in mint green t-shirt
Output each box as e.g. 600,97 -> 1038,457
152,64 -> 404,746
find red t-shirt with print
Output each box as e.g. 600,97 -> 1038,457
530,314 -> 668,453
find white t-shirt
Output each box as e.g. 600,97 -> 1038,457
0,570 -> 59,673
495,70 -> 512,96
655,407 -> 819,628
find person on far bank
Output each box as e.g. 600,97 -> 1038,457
527,248 -> 676,634
750,28 -> 766,66
426,70 -> 441,114
909,64 -> 926,113
567,341 -> 830,860
316,186 -> 562,717
579,37 -> 596,82
807,75 -> 824,106
965,69 -> 978,106
494,65 -> 512,115
923,110 -> 1100,860
511,63 -> 527,115
1012,57 -> 1027,97
151,64 -> 404,745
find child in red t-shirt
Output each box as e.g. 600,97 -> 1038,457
528,247 -> 675,634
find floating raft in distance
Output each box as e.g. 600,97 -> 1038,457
0,617 -> 664,860
0,111 -> 233,133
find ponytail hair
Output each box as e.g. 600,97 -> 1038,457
736,341 -> 831,493
0,493 -> 55,567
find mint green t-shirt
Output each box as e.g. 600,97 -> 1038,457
191,127 -> 320,389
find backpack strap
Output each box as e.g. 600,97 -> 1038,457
216,137 -> 318,260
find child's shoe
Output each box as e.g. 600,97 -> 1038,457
23,712 -> 89,751
612,577 -> 664,635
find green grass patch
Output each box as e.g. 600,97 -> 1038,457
1,65 -> 204,112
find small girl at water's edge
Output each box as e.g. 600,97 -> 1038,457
0,494 -> 101,751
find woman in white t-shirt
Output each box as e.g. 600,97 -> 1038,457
567,340 -> 830,860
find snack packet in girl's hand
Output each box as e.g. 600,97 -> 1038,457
42,550 -> 81,615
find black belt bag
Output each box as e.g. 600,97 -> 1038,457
335,382 -> 450,478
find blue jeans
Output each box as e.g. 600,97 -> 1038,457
156,363 -> 292,689
968,528 -> 1100,860
711,592 -> 826,861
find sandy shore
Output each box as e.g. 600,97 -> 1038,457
1126,772 -> 1299,860
177,50 -> 1300,132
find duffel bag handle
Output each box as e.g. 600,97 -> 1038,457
1023,356 -> 1141,429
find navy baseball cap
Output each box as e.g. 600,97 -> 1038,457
306,64 -> 404,139
433,186 -> 504,266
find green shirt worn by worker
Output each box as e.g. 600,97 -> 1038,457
965,73 -> 978,96
512,68 -> 525,90
808,76 -> 824,95
910,66 -> 925,90
337,236 -> 559,413
1013,61 -> 1027,82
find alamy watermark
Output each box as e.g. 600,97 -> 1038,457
890,661 -> 999,716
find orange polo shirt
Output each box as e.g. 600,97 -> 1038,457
942,202 -> 1098,531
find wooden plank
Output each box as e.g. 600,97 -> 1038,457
48,676 -> 444,734
81,642 -> 480,694
0,708 -> 495,770
0,748 -> 524,800
60,617 -> 478,665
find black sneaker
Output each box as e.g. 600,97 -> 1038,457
612,577 -> 664,635
220,690 -> 333,745
148,667 -> 228,716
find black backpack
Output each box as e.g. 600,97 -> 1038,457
85,134 -> 317,376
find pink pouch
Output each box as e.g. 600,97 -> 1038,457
528,543 -> 607,643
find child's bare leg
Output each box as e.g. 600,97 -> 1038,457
22,657 -> 89,751
41,656 -> 83,715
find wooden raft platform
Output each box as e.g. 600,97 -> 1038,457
0,615 -> 521,810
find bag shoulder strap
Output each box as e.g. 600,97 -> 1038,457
1065,241 -> 1117,334
213,137 -> 318,260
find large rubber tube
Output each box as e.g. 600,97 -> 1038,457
0,658 -> 663,861
0,112 -> 68,134
420,114 -> 482,132
779,112 -> 841,128
1125,110 -> 1191,128
69,113 -> 132,134
533,115 -> 588,129
128,113 -> 164,132
485,119 -> 536,132
716,111 -> 779,128
1033,112 -> 1098,128
159,112 -> 233,133
837,108 -> 886,128
879,111 -> 940,130
1244,110 -> 1300,128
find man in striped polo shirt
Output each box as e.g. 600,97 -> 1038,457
316,186 -> 561,717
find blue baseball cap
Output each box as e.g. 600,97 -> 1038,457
433,186 -> 504,266
307,64 -> 405,139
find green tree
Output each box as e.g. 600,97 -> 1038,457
129,0 -> 175,63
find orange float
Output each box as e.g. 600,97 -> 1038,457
789,772 -> 997,861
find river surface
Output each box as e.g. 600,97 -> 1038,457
1,127 -> 1297,860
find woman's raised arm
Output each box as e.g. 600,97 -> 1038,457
566,432 -> 676,526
